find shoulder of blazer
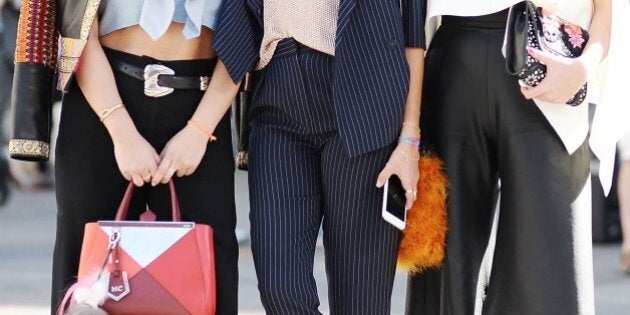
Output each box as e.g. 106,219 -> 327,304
57,0 -> 100,91
13,0 -> 99,91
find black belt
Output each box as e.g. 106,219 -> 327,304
111,60 -> 210,97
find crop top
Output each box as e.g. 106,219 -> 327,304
98,0 -> 221,40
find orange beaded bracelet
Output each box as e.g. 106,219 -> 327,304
187,119 -> 217,142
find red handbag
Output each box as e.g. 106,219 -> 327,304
60,181 -> 216,315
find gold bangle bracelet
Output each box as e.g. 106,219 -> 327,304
99,103 -> 125,122
402,121 -> 421,132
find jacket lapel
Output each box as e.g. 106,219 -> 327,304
336,0 -> 357,45
247,0 -> 263,26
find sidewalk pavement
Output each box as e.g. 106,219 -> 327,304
1,170 -> 629,314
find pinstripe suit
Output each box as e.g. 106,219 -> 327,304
214,1 -> 426,313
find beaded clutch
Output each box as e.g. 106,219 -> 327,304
505,0 -> 589,106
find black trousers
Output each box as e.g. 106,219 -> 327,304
52,48 -> 238,314
407,10 -> 592,315
248,39 -> 401,315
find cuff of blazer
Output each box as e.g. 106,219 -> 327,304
9,139 -> 50,161
402,0 -> 427,49
213,0 -> 261,84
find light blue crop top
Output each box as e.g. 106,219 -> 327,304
98,0 -> 221,39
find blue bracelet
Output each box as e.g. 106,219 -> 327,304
399,136 -> 420,147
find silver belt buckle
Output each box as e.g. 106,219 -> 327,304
144,64 -> 175,97
200,77 -> 209,91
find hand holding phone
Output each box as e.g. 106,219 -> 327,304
381,176 -> 407,230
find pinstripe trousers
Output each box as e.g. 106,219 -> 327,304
248,39 -> 401,315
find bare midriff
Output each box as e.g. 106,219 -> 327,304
99,22 -> 216,60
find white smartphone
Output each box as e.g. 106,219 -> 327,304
381,176 -> 407,230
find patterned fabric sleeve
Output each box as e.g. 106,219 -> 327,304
14,0 -> 57,68
9,0 -> 58,161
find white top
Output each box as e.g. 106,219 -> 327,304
426,0 -> 630,194
99,0 -> 221,40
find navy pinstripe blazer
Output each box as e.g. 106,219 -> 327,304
214,0 -> 426,157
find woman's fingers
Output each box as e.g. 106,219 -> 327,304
131,174 -> 145,187
399,172 -> 418,209
149,128 -> 207,185
151,158 -> 173,186
162,166 -> 177,184
151,157 -> 198,185
121,171 -> 132,182
153,151 -> 161,164
526,47 -> 561,65
522,86 -> 573,104
120,157 -> 157,186
113,132 -> 161,186
184,167 -> 195,176
521,48 -> 588,104
404,189 -> 415,210
377,146 -> 420,209
376,165 -> 393,188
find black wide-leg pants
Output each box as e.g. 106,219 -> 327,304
248,39 -> 401,315
407,10 -> 592,315
52,48 -> 238,314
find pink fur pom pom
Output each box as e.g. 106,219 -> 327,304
64,303 -> 109,315
72,272 -> 109,308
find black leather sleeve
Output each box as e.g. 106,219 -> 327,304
9,63 -> 54,161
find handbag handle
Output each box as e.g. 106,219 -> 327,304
115,181 -> 181,221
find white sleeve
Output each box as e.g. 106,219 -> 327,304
590,0 -> 630,194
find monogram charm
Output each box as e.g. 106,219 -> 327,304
107,270 -> 131,301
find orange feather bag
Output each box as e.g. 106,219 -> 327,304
397,153 -> 448,273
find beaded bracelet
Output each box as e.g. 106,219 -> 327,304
399,136 -> 421,148
188,119 -> 218,142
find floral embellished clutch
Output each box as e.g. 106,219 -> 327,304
505,0 -> 590,106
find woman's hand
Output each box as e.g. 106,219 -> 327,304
376,124 -> 421,210
376,143 -> 420,210
151,124 -> 209,186
520,47 -> 590,104
111,130 -> 161,187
